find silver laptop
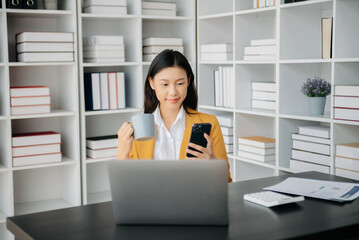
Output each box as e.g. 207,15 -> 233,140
107,160 -> 228,226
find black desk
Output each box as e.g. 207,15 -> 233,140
7,172 -> 359,240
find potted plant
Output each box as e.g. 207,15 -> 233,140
301,76 -> 331,115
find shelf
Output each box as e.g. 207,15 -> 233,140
199,61 -> 234,65
86,157 -> 116,164
280,59 -> 332,64
334,58 -> 359,63
10,110 -> 76,120
235,108 -> 276,117
199,105 -> 234,113
235,60 -> 276,65
235,6 -> 276,16
0,165 -> 9,173
0,116 -> 7,120
280,0 -> 333,9
234,156 -> 276,170
333,119 -> 359,126
142,15 -> 192,21
6,9 -> 73,17
0,210 -> 6,223
82,62 -> 138,67
14,198 -> 74,215
197,12 -> 233,20
81,13 -> 139,20
0,63 -> 4,67
85,108 -> 140,116
278,166 -> 301,174
12,157 -> 77,171
8,62 -> 76,67
87,191 -> 111,204
279,112 -> 331,122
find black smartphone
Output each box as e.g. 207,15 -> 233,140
186,123 -> 212,158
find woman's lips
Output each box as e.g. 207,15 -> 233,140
167,98 -> 179,103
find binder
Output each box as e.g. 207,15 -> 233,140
23,0 -> 37,9
7,0 -> 23,8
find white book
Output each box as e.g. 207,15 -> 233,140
216,115 -> 233,127
335,156 -> 359,172
83,45 -> 124,52
218,67 -> 224,106
84,57 -> 125,63
335,168 -> 359,181
244,55 -> 276,61
221,126 -> 233,136
336,143 -> 359,159
83,50 -> 125,58
86,147 -> 117,159
225,144 -> 233,153
223,66 -> 228,107
334,96 -> 359,109
17,42 -> 74,53
237,136 -> 275,148
252,100 -> 276,110
244,45 -> 276,55
238,150 -> 275,162
143,46 -> 184,54
214,70 -> 220,106
84,72 -> 101,111
142,9 -> 176,16
108,72 -> 118,109
252,91 -> 276,101
83,0 -> 127,7
117,72 -> 126,108
142,1 -> 176,10
292,139 -> 330,155
83,35 -> 124,46
291,149 -> 331,166
200,43 -> 233,53
223,136 -> 233,145
252,82 -> 276,92
10,86 -> 49,97
258,0 -> 265,8
100,73 -> 109,110
13,152 -> 62,167
334,108 -> 359,121
17,52 -> 74,62
12,131 -> 61,147
84,6 -> 127,15
143,37 -> 183,46
238,143 -> 276,155
11,96 -> 51,107
250,38 -> 276,46
253,0 -> 258,8
143,54 -> 158,62
298,126 -> 330,139
12,143 -> 61,157
334,85 -> 359,97
267,0 -> 275,6
11,105 -> 50,116
291,133 -> 331,145
201,52 -> 233,61
16,32 -> 74,43
290,159 -> 330,174
86,135 -> 118,150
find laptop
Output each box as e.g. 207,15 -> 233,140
107,160 -> 228,226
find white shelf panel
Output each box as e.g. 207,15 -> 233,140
0,63 -> 5,67
0,165 -> 9,173
198,12 -> 233,20
6,9 -> 73,17
235,6 -> 276,16
82,62 -> 138,67
87,191 -> 111,204
15,198 -> 74,216
81,13 -> 139,20
142,62 -> 151,65
334,58 -> 359,63
8,62 -> 75,67
279,166 -> 301,174
333,119 -> 359,126
235,108 -> 276,117
142,15 -> 192,21
280,59 -> 332,64
234,156 -> 276,169
199,61 -> 233,65
10,110 -> 76,120
0,116 -> 7,120
280,0 -> 333,9
235,60 -> 276,65
279,112 -> 331,122
12,157 -> 77,171
0,210 -> 7,223
86,157 -> 116,164
85,108 -> 140,116
199,105 -> 234,112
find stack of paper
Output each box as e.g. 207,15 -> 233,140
12,131 -> 62,167
83,0 -> 127,15
86,135 -> 118,160
200,43 -> 233,61
290,125 -> 331,174
333,85 -> 359,122
10,86 -> 51,116
214,66 -> 234,108
252,82 -> 276,110
244,39 -> 276,61
142,1 -> 176,16
83,35 -> 125,63
16,32 -> 74,62
335,143 -> 359,181
143,37 -> 184,62
217,115 -> 234,154
237,136 -> 276,162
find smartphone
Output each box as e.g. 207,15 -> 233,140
186,123 -> 212,158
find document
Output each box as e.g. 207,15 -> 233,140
264,177 -> 359,202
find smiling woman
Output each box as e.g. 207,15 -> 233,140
117,49 -> 232,182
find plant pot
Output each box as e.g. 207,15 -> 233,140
308,96 -> 326,115
43,0 -> 58,10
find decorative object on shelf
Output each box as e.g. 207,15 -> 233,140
83,0 -> 127,15
43,0 -> 57,10
301,76 -> 331,115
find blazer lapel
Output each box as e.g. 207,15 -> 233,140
179,108 -> 201,159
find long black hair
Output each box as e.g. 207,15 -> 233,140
144,49 -> 197,114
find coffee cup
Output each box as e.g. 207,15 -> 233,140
130,114 -> 155,141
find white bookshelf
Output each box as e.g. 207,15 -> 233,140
197,0 -> 359,181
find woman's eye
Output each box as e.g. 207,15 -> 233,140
177,82 -> 184,85
161,84 -> 168,86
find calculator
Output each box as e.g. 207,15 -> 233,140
243,191 -> 305,207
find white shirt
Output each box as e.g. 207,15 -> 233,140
153,106 -> 186,160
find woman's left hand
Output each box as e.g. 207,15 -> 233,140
186,133 -> 217,159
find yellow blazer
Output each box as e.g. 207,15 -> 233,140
120,108 -> 232,182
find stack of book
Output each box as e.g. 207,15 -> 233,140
84,72 -> 126,111
290,125 -> 330,174
237,136 -> 276,162
217,115 -> 234,154
142,1 -> 176,16
252,82 -> 276,110
83,35 -> 125,63
143,37 -> 184,62
333,85 -> 359,122
10,86 -> 51,116
335,143 -> 359,181
200,43 -> 233,61
16,32 -> 74,62
214,66 -> 234,108
86,135 -> 118,160
12,131 -> 62,167
244,39 -> 276,61
253,0 -> 276,8
83,0 -> 127,15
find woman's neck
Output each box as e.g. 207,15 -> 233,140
159,105 -> 182,131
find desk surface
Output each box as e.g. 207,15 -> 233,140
7,171 -> 359,240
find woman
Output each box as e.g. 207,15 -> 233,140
117,49 -> 232,182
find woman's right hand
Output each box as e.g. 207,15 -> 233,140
117,122 -> 134,159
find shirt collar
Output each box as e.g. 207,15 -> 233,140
153,105 -> 186,129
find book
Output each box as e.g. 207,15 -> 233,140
335,156 -> 359,172
13,152 -> 62,167
83,50 -> 125,58
100,72 -> 110,110
335,167 -> 359,181
86,147 -> 117,159
252,91 -> 276,101
336,143 -> 359,159
201,52 -> 233,61
143,46 -> 184,54
83,0 -> 127,7
200,43 -> 233,53
142,1 -> 176,10
250,38 -> 276,46
238,150 -> 275,162
225,144 -> 233,153
12,131 -> 61,147
84,72 -> 101,111
17,52 -> 74,62
83,45 -> 124,51
83,6 -> 127,15
216,115 -> 233,127
11,96 -> 51,106
214,70 -> 220,106
334,96 -> 359,108
221,126 -> 233,136
252,82 -> 276,92
117,72 -> 126,108
321,17 -> 333,59
84,57 -> 125,63
334,108 -> 359,121
298,125 -> 330,138
244,45 -> 276,55
86,135 -> 118,150
238,143 -> 276,155
11,104 -> 50,116
237,136 -> 275,148
291,133 -> 331,145
108,72 -> 118,110
223,136 -> 233,145
252,100 -> 276,110
143,37 -> 183,46
290,159 -> 330,174
291,149 -> 331,166
10,86 -> 49,97
244,55 -> 276,61
16,42 -> 74,53
16,32 -> 74,43
142,9 -> 176,16
292,139 -> 330,155
12,143 -> 61,157
83,35 -> 124,46
334,85 -> 359,97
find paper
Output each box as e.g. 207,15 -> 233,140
264,177 -> 359,202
